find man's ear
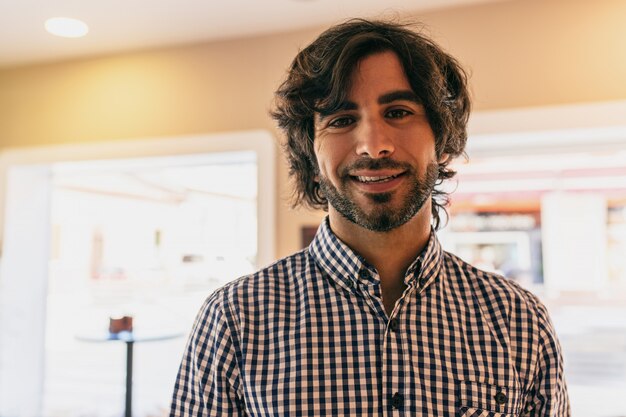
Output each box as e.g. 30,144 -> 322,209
438,153 -> 450,164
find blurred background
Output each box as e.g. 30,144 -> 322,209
0,0 -> 625,416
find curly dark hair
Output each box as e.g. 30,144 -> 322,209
271,19 -> 471,229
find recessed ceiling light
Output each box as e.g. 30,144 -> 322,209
45,17 -> 89,38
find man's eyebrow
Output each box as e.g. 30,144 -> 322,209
317,101 -> 358,121
378,90 -> 421,105
316,92 -> 421,122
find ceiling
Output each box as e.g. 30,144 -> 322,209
0,0 -> 495,68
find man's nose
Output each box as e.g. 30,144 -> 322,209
355,117 -> 395,158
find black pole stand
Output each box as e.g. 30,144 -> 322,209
125,340 -> 134,417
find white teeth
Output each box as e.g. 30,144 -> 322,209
356,174 -> 398,183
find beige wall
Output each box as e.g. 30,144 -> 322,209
1,0 -> 625,259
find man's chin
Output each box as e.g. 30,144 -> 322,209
345,205 -> 414,233
365,191 -> 393,204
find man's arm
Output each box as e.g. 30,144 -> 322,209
523,302 -> 570,417
170,291 -> 245,417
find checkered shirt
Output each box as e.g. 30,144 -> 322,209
170,217 -> 570,416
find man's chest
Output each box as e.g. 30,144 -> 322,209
233,287 -> 529,416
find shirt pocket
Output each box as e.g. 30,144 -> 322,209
457,380 -> 522,417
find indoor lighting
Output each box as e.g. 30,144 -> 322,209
45,17 -> 89,38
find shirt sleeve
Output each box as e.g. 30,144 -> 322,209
523,301 -> 571,417
169,291 -> 245,417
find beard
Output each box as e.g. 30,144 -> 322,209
318,158 -> 439,232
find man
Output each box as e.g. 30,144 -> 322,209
170,19 -> 570,416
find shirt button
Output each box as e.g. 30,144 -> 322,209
391,392 -> 404,410
495,391 -> 507,404
389,318 -> 399,332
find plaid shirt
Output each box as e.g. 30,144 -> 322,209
170,218 -> 570,416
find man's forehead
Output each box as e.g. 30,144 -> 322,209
347,51 -> 416,97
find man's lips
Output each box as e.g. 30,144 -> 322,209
349,170 -> 406,184
341,159 -> 412,192
345,170 -> 407,193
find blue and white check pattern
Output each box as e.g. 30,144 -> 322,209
170,217 -> 570,416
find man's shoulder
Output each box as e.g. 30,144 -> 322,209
441,250 -> 546,318
204,247 -> 315,308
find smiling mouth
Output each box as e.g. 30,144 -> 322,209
353,173 -> 403,183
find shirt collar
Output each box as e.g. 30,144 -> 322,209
408,224 -> 444,291
309,216 -> 444,292
309,217 -> 364,292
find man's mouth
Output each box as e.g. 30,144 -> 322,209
354,173 -> 403,183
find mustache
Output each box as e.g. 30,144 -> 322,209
341,158 -> 413,175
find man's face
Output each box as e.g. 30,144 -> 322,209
313,51 -> 440,232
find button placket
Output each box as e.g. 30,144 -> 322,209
383,307 -> 407,415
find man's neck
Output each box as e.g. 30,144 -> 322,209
327,204 -> 432,314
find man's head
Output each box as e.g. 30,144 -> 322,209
272,19 -> 471,229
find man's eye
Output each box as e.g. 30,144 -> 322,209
328,116 -> 354,128
386,109 -> 412,119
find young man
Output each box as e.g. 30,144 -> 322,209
170,20 -> 570,416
